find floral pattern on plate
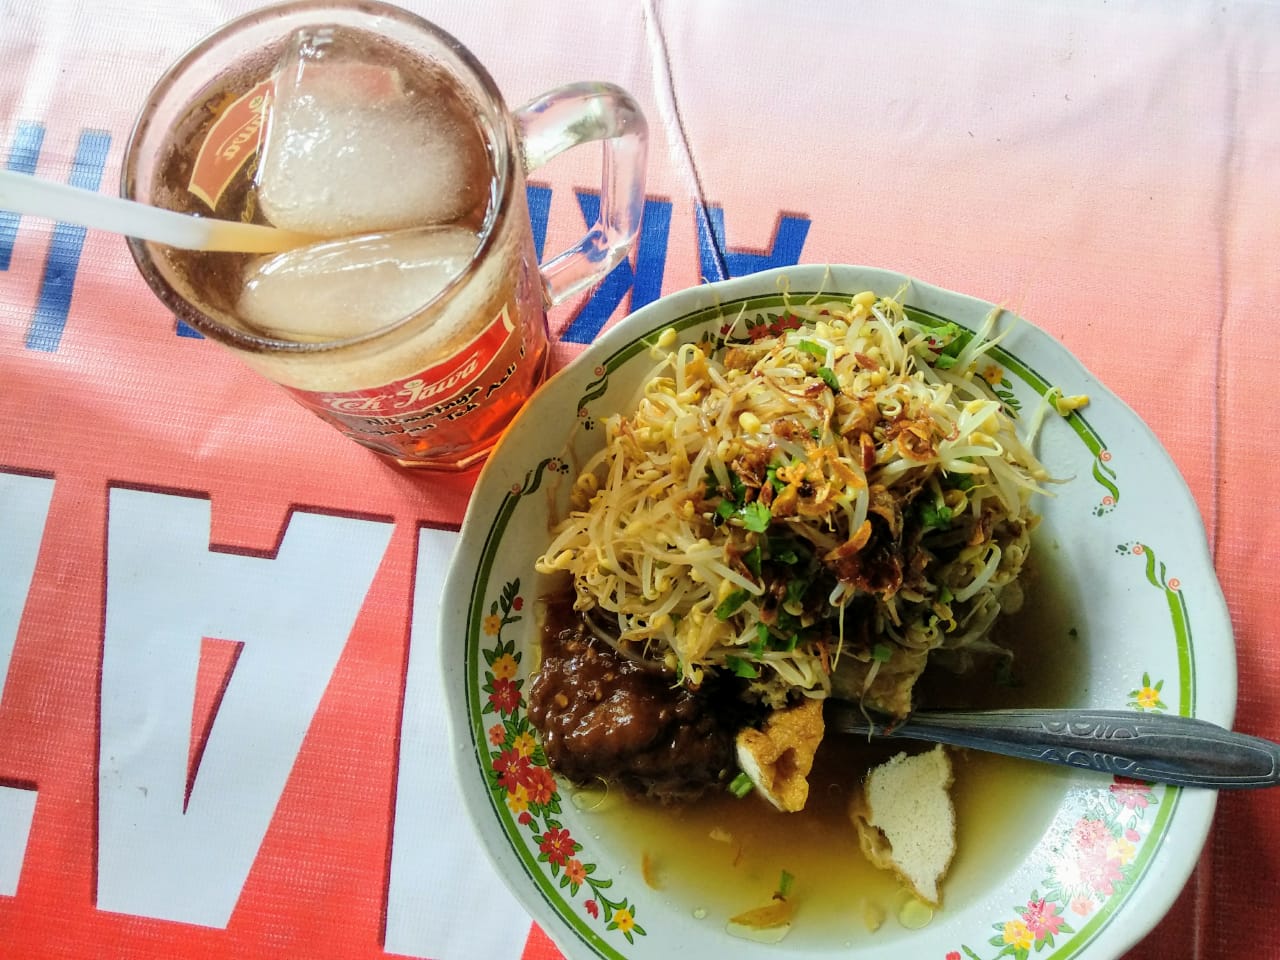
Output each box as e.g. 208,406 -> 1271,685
480,570 -> 648,945
944,538 -> 1195,959
949,766 -> 1163,960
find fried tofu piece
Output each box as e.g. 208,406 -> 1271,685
848,745 -> 956,907
829,646 -> 929,720
734,697 -> 825,811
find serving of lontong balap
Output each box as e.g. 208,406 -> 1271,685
527,290 -> 1081,935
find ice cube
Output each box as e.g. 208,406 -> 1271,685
237,225 -> 478,341
256,27 -> 490,237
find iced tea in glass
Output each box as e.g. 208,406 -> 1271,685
123,0 -> 647,469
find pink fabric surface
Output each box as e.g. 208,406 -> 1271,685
0,1 -> 1276,958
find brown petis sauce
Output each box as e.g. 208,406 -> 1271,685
527,598 -> 761,803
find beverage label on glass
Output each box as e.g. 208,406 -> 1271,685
290,303 -> 518,434
188,78 -> 274,210
188,63 -> 403,211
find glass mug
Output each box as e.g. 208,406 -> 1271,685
123,0 -> 646,470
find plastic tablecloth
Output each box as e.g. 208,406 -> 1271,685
1,1 -> 1277,958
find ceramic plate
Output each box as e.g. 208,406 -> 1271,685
441,265 -> 1234,960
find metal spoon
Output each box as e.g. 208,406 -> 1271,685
824,702 -> 1280,789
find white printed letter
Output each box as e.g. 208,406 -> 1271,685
97,488 -> 393,927
384,526 -> 527,959
0,472 -> 55,897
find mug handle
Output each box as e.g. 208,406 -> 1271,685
513,82 -> 648,306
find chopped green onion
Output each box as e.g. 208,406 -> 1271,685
748,625 -> 768,657
775,608 -> 802,633
768,536 -> 801,564
920,501 -> 953,532
728,771 -> 754,798
765,465 -> 786,494
744,544 -> 763,577
715,589 -> 751,620
933,322 -> 967,356
741,501 -> 772,533
924,323 -> 968,369
817,366 -> 841,392
941,334 -> 968,358
797,339 -> 827,360
777,870 -> 795,898
725,655 -> 760,678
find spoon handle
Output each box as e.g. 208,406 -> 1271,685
826,705 -> 1280,789
0,169 -> 313,253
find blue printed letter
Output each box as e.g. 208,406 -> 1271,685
697,204 -> 809,283
0,123 -> 46,270
561,191 -> 672,345
24,129 -> 112,353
